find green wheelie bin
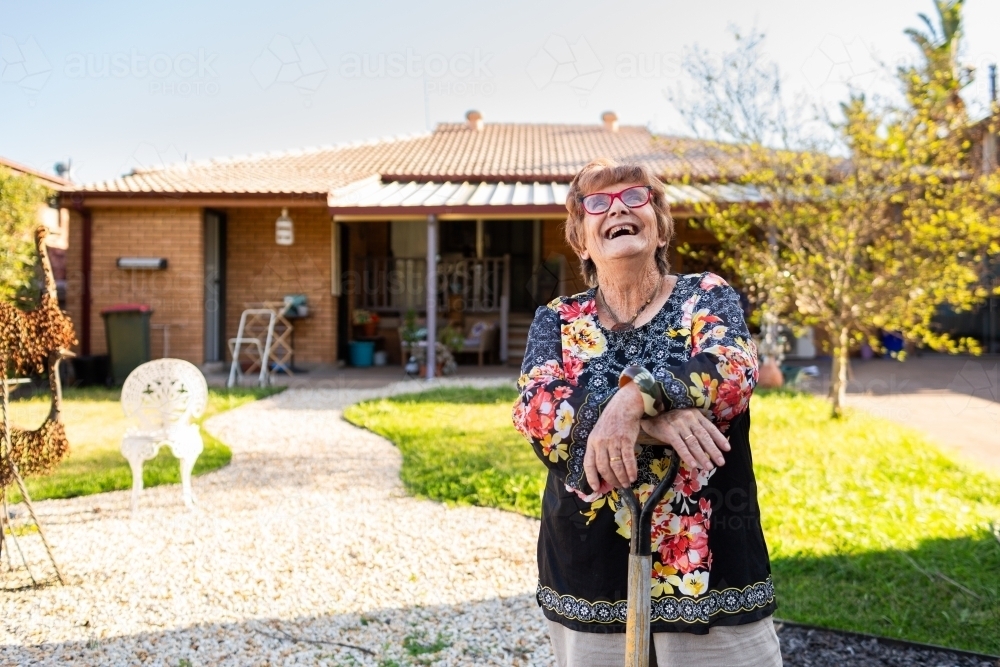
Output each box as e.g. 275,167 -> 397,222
101,304 -> 153,385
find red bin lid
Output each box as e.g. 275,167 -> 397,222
100,303 -> 153,314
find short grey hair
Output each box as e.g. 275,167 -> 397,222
564,158 -> 674,288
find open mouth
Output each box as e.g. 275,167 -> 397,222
605,223 -> 639,240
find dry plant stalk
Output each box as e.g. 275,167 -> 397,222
0,226 -> 77,487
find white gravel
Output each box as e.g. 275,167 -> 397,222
1,378 -> 554,666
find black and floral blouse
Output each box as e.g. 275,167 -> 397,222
512,271 -> 776,634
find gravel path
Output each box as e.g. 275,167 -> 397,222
1,379 -> 553,666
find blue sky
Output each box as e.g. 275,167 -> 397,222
2,0 -> 998,183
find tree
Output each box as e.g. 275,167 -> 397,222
0,166 -> 50,307
667,12 -> 1000,418
901,0 -> 972,122
665,25 -> 820,151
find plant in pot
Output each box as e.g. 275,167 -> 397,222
411,341 -> 457,377
437,325 -> 465,356
400,309 -> 423,344
353,309 -> 380,337
435,327 -> 461,376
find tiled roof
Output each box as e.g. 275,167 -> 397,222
76,123 -> 727,195
0,156 -> 72,190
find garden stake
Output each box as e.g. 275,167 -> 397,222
619,444 -> 680,667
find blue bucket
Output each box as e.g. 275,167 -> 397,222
348,340 -> 375,367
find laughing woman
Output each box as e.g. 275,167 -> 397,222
512,158 -> 781,667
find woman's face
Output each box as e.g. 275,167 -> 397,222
577,181 -> 664,273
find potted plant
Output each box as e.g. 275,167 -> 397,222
353,309 -> 380,337
400,309 -> 423,344
437,325 -> 465,355
412,341 -> 457,377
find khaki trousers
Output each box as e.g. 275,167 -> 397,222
546,615 -> 782,667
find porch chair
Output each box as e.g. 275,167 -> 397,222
120,358 -> 208,513
461,320 -> 496,366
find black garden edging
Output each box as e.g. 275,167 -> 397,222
775,618 -> 999,667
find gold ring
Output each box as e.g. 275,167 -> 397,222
683,435 -> 696,441
610,456 -> 622,462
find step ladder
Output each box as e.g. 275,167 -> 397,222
227,309 -> 277,387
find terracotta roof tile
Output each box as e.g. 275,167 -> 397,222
0,156 -> 72,190
77,123 -> 725,195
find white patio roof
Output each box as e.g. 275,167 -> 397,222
326,176 -> 759,216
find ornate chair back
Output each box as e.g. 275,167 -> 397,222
122,359 -> 208,433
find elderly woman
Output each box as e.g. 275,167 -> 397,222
512,158 -> 781,667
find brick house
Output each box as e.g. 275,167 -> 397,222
61,113 -> 743,374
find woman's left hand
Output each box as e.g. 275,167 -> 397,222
583,383 -> 645,490
640,407 -> 730,471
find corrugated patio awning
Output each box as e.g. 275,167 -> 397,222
326,176 -> 759,217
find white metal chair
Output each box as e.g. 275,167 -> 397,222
120,359 -> 208,513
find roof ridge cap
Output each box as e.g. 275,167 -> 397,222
434,120 -> 651,129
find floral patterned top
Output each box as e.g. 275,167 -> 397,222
512,271 -> 776,634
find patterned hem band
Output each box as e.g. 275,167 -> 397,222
537,577 -> 775,625
619,365 -> 666,417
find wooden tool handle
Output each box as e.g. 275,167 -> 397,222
624,554 -> 652,667
635,431 -> 667,446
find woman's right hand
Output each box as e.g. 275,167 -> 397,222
583,382 -> 645,491
640,408 -> 730,471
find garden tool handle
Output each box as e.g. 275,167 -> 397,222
621,444 -> 680,667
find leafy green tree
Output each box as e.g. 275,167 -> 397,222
680,104 -> 998,417
668,7 -> 1000,418
0,166 -> 50,306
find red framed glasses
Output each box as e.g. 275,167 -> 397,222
579,185 -> 653,215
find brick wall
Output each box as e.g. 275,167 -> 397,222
64,206 -> 204,364
224,207 -> 336,365
541,217 -> 587,295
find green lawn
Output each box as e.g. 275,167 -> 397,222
344,386 -> 1000,655
6,385 -> 284,502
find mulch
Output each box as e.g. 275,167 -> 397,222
776,621 -> 999,667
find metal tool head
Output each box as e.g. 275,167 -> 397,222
620,444 -> 680,557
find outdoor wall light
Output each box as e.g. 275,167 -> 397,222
117,257 -> 168,270
275,207 -> 294,245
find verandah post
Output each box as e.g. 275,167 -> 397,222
500,253 -> 510,364
425,214 -> 438,379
